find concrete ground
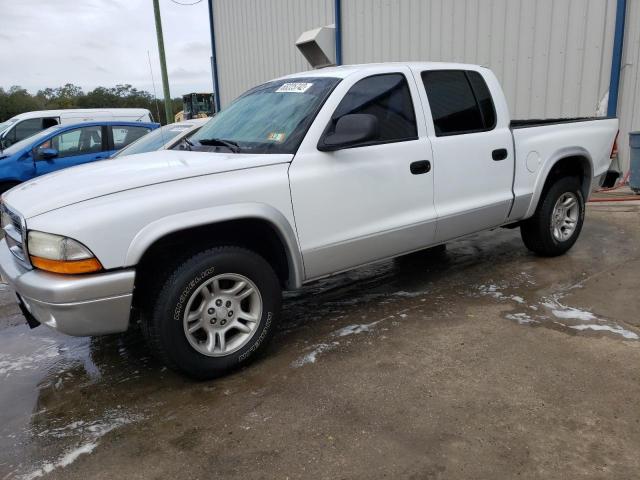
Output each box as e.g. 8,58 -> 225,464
1,201 -> 640,480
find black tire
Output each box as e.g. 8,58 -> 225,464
143,246 -> 281,380
520,176 -> 585,256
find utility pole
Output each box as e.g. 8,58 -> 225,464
153,0 -> 173,124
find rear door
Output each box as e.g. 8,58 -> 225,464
289,68 -> 436,280
34,125 -> 109,176
107,125 -> 152,156
415,69 -> 514,242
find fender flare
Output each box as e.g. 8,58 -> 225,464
125,202 -> 305,289
524,146 -> 593,218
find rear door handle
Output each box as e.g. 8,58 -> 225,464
492,148 -> 508,161
410,160 -> 431,175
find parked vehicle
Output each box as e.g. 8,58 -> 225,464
112,118 -> 208,158
0,108 -> 154,148
0,63 -> 618,379
0,121 -> 159,192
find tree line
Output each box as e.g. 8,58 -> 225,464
0,84 -> 183,125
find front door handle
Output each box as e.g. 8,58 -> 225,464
492,148 -> 508,161
410,160 -> 431,175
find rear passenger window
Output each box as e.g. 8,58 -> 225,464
421,70 -> 496,136
112,126 -> 150,150
329,73 -> 418,144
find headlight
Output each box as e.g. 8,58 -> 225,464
27,231 -> 102,274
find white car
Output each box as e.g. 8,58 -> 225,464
112,118 -> 209,158
0,108 -> 154,148
0,62 -> 619,379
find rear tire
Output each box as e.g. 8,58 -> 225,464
520,176 -> 585,256
143,246 -> 281,380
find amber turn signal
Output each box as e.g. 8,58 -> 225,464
30,256 -> 103,274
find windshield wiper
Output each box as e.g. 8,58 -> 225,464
179,136 -> 194,151
197,138 -> 241,153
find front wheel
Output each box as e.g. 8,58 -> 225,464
144,246 -> 281,379
520,176 -> 585,256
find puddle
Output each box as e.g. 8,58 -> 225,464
474,279 -> 640,341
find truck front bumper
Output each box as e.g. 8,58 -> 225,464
0,239 -> 135,336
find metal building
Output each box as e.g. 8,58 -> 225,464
210,0 -> 640,171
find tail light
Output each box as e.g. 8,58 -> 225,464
610,130 -> 619,159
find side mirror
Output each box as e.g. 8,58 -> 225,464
318,113 -> 379,152
36,147 -> 59,160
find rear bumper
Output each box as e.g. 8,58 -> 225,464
0,239 -> 135,336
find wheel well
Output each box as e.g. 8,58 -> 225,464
542,155 -> 591,199
132,218 -> 292,309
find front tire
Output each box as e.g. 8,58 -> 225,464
520,176 -> 585,256
144,246 -> 281,379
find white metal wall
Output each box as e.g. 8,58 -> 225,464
617,0 -> 640,171
341,0 -> 616,120
213,0 -> 334,106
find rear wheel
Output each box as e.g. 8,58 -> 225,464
143,246 -> 281,379
520,176 -> 585,256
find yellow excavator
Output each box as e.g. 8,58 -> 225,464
174,93 -> 215,122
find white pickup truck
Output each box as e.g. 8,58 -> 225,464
0,63 -> 618,378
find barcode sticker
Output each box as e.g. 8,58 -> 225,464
276,82 -> 313,93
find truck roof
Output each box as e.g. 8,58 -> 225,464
280,61 -> 487,80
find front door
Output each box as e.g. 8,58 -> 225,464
289,69 -> 436,280
34,125 -> 108,176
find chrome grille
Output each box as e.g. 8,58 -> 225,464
1,203 -> 30,267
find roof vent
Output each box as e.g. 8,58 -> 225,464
295,24 -> 336,69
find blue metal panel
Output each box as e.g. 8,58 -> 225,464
208,0 -> 222,112
607,0 -> 627,117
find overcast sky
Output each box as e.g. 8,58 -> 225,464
0,0 -> 213,97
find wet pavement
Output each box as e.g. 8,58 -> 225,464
1,202 -> 640,479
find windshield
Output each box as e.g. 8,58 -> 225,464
190,77 -> 340,154
0,126 -> 60,157
0,119 -> 17,135
113,122 -> 201,158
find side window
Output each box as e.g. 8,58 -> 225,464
46,126 -> 103,158
421,70 -> 496,136
466,71 -> 496,130
112,126 -> 150,150
14,118 -> 43,142
42,117 -> 59,129
329,73 -> 418,144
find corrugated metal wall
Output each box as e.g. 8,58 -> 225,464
341,0 -> 616,120
213,0 -> 334,106
212,0 -> 639,170
617,0 -> 640,171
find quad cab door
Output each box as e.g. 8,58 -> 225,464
34,125 -> 109,176
289,67 -> 437,280
413,68 -> 515,242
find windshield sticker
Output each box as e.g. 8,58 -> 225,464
275,82 -> 313,93
267,132 -> 286,142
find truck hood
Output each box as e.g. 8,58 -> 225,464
3,150 -> 293,218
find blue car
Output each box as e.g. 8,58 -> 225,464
0,121 -> 159,193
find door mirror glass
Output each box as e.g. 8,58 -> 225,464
318,114 -> 379,151
36,147 -> 59,160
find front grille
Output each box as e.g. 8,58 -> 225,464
1,203 -> 30,267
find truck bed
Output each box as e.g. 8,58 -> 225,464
510,116 -> 614,129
